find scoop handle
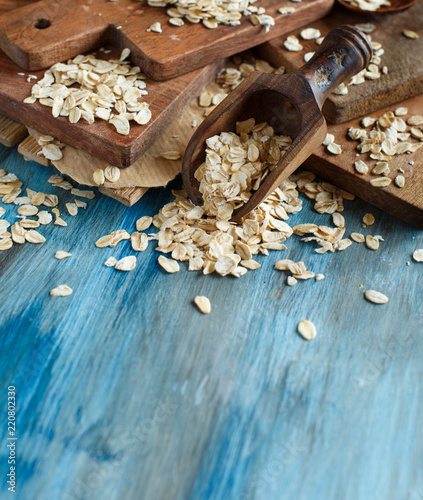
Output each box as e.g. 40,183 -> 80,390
297,25 -> 372,109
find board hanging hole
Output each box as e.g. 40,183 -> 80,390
34,19 -> 51,29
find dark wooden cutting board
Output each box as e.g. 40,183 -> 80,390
258,2 -> 423,124
0,0 -> 334,80
0,48 -> 223,167
303,93 -> 423,229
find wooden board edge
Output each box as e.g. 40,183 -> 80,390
99,186 -> 149,206
303,154 -> 423,229
322,77 -> 423,124
0,114 -> 27,147
17,135 -> 51,166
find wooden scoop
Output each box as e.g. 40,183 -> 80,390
336,0 -> 416,14
182,25 -> 372,221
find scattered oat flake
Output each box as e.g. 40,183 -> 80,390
42,144 -> 63,161
95,234 -> 113,248
161,151 -> 182,160
66,203 -> 78,216
169,18 -> 184,26
395,107 -> 408,116
412,249 -> 423,262
327,142 -> 342,155
120,48 -> 131,61
284,35 -> 303,51
194,296 -> 211,314
354,160 -> 368,174
147,22 -> 162,33
18,205 -> 38,216
362,213 -> 375,226
332,213 -> 345,228
304,52 -> 315,62
38,211 -> 53,225
115,255 -> 137,271
315,273 -> 324,281
104,166 -> 121,183
370,177 -> 391,188
403,29 -> 418,39
0,220 -> 10,232
364,290 -> 389,304
131,232 -> 148,251
351,232 -> 365,243
19,220 -> 39,229
355,23 -> 375,33
300,28 -> 321,40
323,134 -> 334,146
199,91 -> 213,107
372,162 -> 390,175
366,235 -> 379,250
407,115 -> 423,126
93,169 -> 105,186
297,319 -> 317,340
104,257 -> 118,267
55,217 -> 67,227
287,276 -> 297,286
50,284 -> 73,297
278,6 -> 295,13
74,199 -> 87,209
394,175 -> 405,188
158,255 -> 180,273
55,251 -> 72,259
25,230 -> 45,244
136,216 -> 153,232
0,238 -> 13,250
240,259 -> 261,270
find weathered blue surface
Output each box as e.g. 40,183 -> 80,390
0,144 -> 422,500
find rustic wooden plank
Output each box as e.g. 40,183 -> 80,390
0,48 -> 223,167
258,2 -> 423,123
0,0 -> 33,16
304,93 -> 423,229
17,134 -> 51,166
1,144 -> 423,500
0,113 -> 27,147
0,0 -> 334,80
99,185 -> 148,206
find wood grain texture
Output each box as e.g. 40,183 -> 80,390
0,0 -> 334,80
304,93 -> 423,229
99,185 -> 149,206
183,26 -> 371,219
0,0 -> 33,16
337,0 -> 416,14
0,114 -> 27,147
17,134 -> 50,166
0,48 -> 223,167
258,2 -> 423,123
0,144 -> 423,500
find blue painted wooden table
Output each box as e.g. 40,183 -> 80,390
0,143 -> 422,500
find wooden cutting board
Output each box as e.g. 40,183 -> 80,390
0,47 -> 223,167
303,94 -> 423,229
0,0 -> 334,80
258,2 -> 423,124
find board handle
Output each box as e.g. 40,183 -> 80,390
297,25 -> 372,109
